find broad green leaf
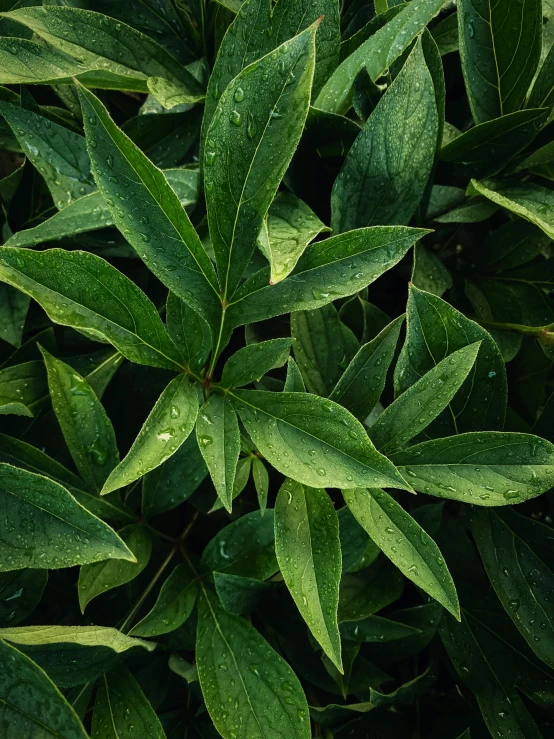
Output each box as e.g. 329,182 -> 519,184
315,0 -> 447,114
213,572 -> 275,616
457,0 -> 542,122
130,563 -> 197,638
0,36 -> 86,85
252,457 -> 269,515
0,101 -> 94,209
4,169 -> 200,249
0,625 -> 155,688
528,42 -> 554,109
439,109 -> 549,181
411,244 -> 452,298
369,342 -> 480,453
102,375 -> 199,495
0,283 -> 29,348
472,508 -> 554,668
147,75 -> 200,109
231,390 -> 413,491
275,479 -> 342,671
329,315 -> 404,422
91,666 -> 166,739
469,178 -> 554,240
0,360 -> 47,417
343,488 -> 459,617
228,227 -> 425,327
262,192 -> 331,284
77,85 -> 221,334
4,7 -> 205,101
394,285 -> 507,435
0,569 -> 47,627
42,348 -> 119,492
0,464 -> 134,572
0,639 -> 88,738
339,561 -> 404,622
0,248 -> 184,371
196,394 -> 240,512
78,525 -> 152,612
284,356 -> 305,392
340,614 -> 421,643
390,432 -> 554,505
204,24 -> 316,299
331,40 -> 438,232
440,612 -> 543,739
291,304 -> 358,397
166,292 -> 211,372
220,338 -> 291,389
196,589 -> 311,739
201,510 -> 278,580
141,434 -> 208,518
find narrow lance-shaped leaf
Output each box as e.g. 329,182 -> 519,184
0,640 -> 88,738
275,479 -> 343,671
204,23 -> 317,300
130,563 -> 197,638
41,348 -> 119,493
329,315 -> 404,422
78,84 -> 221,335
102,374 -> 199,495
390,432 -> 554,506
0,464 -> 135,572
331,39 -> 438,232
166,292 -> 211,372
0,284 -> 29,349
457,0 -> 542,123
343,488 -> 459,618
220,338 -> 291,389
0,360 -> 47,418
231,390 -> 413,492
0,37 -> 86,85
252,457 -> 269,515
196,394 -> 240,513
369,342 -> 481,453
315,0 -> 448,114
196,588 -> 311,739
0,248 -> 184,371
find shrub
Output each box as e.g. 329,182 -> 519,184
0,1 -> 554,737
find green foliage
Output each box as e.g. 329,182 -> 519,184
2,2 -> 554,737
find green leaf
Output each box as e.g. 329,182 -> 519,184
220,338 -> 291,389
337,506 -> 372,572
77,84 -> 221,334
340,614 -> 421,643
331,40 -> 438,232
439,109 -> 549,181
141,434 -> 208,518
394,285 -> 507,435
431,11 -> 459,56
196,588 -> 311,739
0,639 -> 88,737
0,360 -> 47,417
196,394 -> 240,512
370,342 -> 480,453
0,625 -> 155,688
0,248 -> 184,371
390,432 -> 554,505
471,508 -> 554,668
262,192 -> 330,284
275,479 -> 342,671
201,510 -> 278,580
214,572 -> 275,616
78,525 -> 152,612
338,561 -> 403,622
0,569 -> 47,627
231,390 -> 413,491
284,356 -> 305,392
91,666 -> 167,739
469,178 -> 554,240
41,348 -> 119,492
4,7 -> 204,100
0,464 -> 134,572
369,663 -> 436,707
102,375 -> 199,495
291,304 -> 358,397
204,23 -> 317,299
147,75 -> 201,109
0,36 -> 86,85
528,41 -> 554,109
166,291 -> 211,373
329,315 -> 404,421
252,457 -> 269,515
0,283 -> 30,348
229,226 -> 424,329
0,101 -> 94,209
130,563 -> 197,638
315,0 -> 447,114
457,0 -> 542,122
411,244 -> 452,298
343,488 -> 459,618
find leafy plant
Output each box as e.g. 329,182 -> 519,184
2,0 -> 554,737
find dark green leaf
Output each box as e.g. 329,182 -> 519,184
339,561 -> 403,622
0,569 -> 47,627
0,284 -> 29,348
166,292 -> 211,373
213,572 -> 276,616
130,564 -> 197,638
220,338 -> 291,389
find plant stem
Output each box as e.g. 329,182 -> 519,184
474,318 -> 554,344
